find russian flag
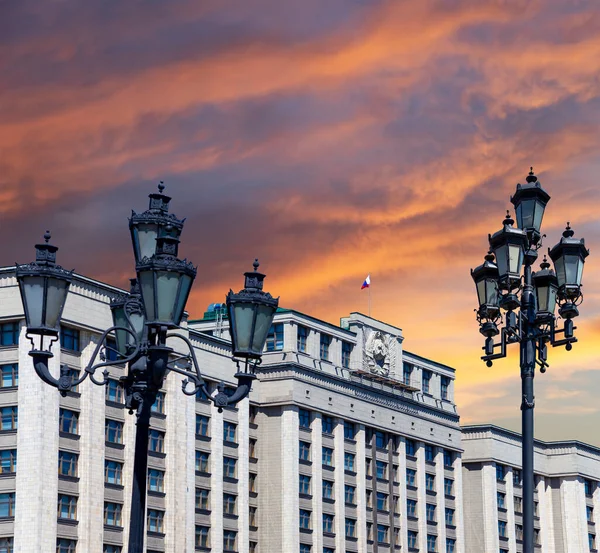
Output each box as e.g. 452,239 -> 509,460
361,275 -> 370,290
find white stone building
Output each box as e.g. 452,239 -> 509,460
462,425 -> 600,553
0,266 -> 597,553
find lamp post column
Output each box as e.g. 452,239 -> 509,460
520,255 -> 536,553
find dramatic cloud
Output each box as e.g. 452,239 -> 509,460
1,0 -> 600,443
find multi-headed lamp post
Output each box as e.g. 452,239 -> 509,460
471,169 -> 589,553
15,184 -> 279,553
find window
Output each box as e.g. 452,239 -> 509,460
196,488 -> 210,510
426,473 -> 435,491
59,409 -> 79,435
104,546 -> 122,553
105,461 -> 123,485
425,444 -> 435,462
426,503 -> 436,522
497,492 -> 506,509
513,468 -> 521,486
151,392 -> 165,414
378,524 -> 389,543
344,420 -> 355,440
0,407 -> 17,431
587,505 -> 594,523
195,525 -> 210,548
249,506 -> 257,527
408,531 -> 418,549
322,447 -> 333,467
57,495 -> 77,520
323,549 -> 334,553
300,545 -> 311,553
341,341 -> 353,368
60,326 -> 80,351
403,362 -> 412,386
299,409 -> 311,429
406,438 -> 416,456
323,513 -> 334,533
105,420 -> 123,444
516,523 -> 523,541
345,484 -> 356,505
496,463 -> 505,482
266,323 -> 284,351
514,496 -> 522,513
299,509 -> 311,529
196,386 -> 210,402
196,451 -> 210,473
366,489 -> 373,508
249,405 -> 257,424
427,534 -> 437,553
196,415 -> 210,437
223,456 -> 237,478
297,325 -> 308,352
445,508 -> 455,526
407,499 -> 417,518
64,368 -> 80,392
441,376 -> 450,400
534,500 -> 539,516
376,492 -> 389,511
590,533 -> 596,551
422,370 -> 432,394
322,415 -> 334,435
444,478 -> 453,496
249,438 -> 257,458
0,450 -> 16,474
345,518 -> 356,538
585,479 -> 596,496
223,493 -> 237,515
376,460 -> 388,479
104,502 -> 122,526
106,379 -> 123,403
58,451 -> 78,477
299,474 -> 311,495
56,540 -> 76,553
344,452 -> 355,472
498,520 -> 507,538
0,365 -> 17,388
443,449 -> 453,467
223,530 -> 237,551
445,538 -> 456,553
299,441 -> 311,461
322,480 -> 334,500
0,493 -> 15,518
375,431 -> 387,449
223,421 -> 237,443
249,472 -> 257,492
0,323 -> 19,346
320,334 -> 331,361
149,430 -> 164,453
407,468 -> 417,487
148,469 -> 164,492
366,458 -> 372,477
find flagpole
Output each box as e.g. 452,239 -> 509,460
368,279 -> 371,317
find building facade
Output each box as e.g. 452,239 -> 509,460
462,425 -> 600,553
0,266 -> 597,553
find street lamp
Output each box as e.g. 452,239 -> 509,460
471,168 -> 590,553
15,183 -> 279,553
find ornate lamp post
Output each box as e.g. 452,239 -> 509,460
471,169 -> 589,553
15,184 -> 279,553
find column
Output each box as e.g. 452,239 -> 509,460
14,323 -> 60,552
435,449 -> 447,552
77,332 -> 106,553
333,419 -> 345,553
416,443 -> 428,553
281,406 -> 300,553
237,398 -> 250,553
536,476 -> 555,553
453,453 -> 466,553
397,437 -> 409,552
505,467 -> 517,552
210,405 -> 224,553
311,413 -> 323,553
560,477 -> 588,553
355,425 -> 368,552
481,463 -> 499,553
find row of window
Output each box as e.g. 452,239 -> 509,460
194,450 -> 239,479
195,526 -> 237,551
498,521 -> 541,543
497,492 -> 538,515
402,362 -> 452,400
195,415 -> 237,443
266,324 -> 353,368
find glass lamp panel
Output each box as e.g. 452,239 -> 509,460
536,286 -> 549,312
112,306 -> 129,355
135,224 -> 159,261
508,244 -> 523,274
138,271 -> 156,322
173,274 -> 193,326
533,200 -> 545,232
45,278 -> 69,329
251,303 -> 276,352
553,255 -> 566,287
232,303 -> 254,351
577,257 -> 584,286
515,204 -> 523,229
156,271 -> 180,323
548,286 -> 558,313
476,280 -> 486,307
485,279 -> 499,305
129,312 -> 145,343
517,199 -> 535,230
494,245 -> 508,278
21,276 -> 45,328
564,254 -> 582,286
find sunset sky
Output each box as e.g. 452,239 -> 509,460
2,0 -> 600,445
